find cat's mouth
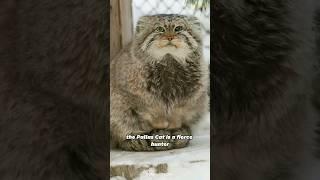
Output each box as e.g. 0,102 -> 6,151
157,40 -> 181,48
165,42 -> 177,48
162,41 -> 180,48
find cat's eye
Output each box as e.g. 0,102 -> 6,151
155,26 -> 165,32
174,26 -> 183,32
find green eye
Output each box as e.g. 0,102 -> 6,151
155,26 -> 165,32
175,26 -> 183,32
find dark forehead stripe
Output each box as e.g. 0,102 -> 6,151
152,14 -> 187,21
151,14 -> 190,30
152,14 -> 186,17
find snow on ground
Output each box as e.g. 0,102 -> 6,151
110,113 -> 210,180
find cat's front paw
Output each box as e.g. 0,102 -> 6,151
119,135 -> 154,151
119,126 -> 192,151
150,126 -> 192,150
169,126 -> 192,149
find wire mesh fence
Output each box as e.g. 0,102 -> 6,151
132,0 -> 210,63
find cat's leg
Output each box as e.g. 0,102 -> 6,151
138,111 -> 170,130
110,94 -> 151,151
111,93 -> 191,151
120,126 -> 191,151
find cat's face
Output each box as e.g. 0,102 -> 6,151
133,14 -> 202,60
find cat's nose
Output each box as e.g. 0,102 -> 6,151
167,35 -> 174,41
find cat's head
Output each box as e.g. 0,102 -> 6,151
132,14 -> 202,61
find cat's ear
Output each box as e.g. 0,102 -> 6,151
187,16 -> 202,34
188,16 -> 201,32
135,16 -> 151,33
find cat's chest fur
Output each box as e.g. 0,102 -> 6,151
144,55 -> 202,104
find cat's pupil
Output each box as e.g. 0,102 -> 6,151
156,26 -> 165,32
175,26 -> 183,32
